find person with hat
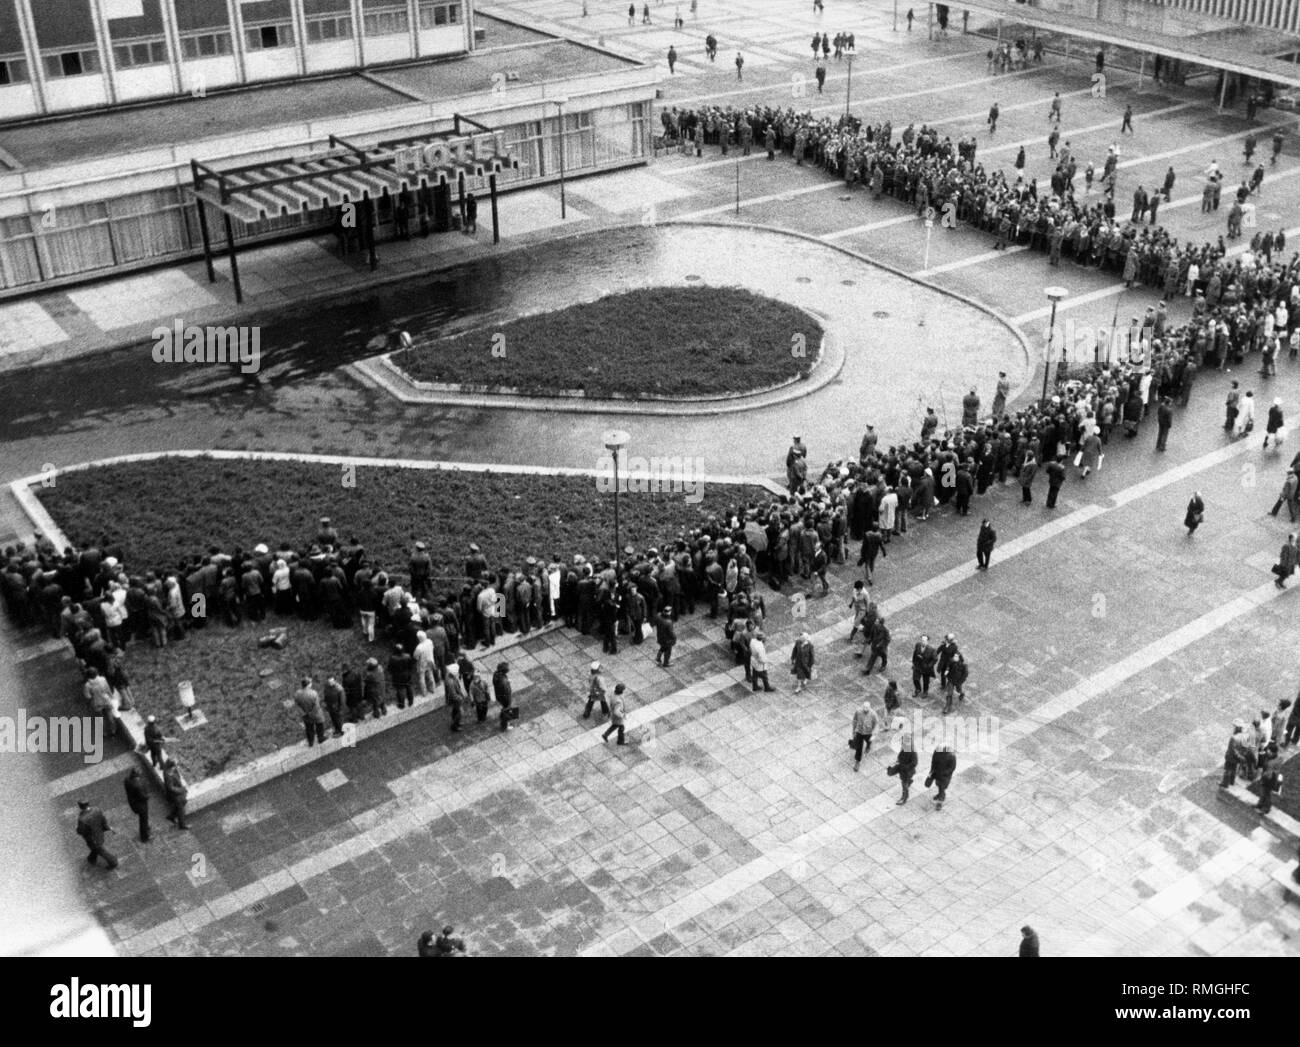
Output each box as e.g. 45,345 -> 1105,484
295,676 -> 328,747
388,643 -> 415,710
465,543 -> 488,582
786,436 -> 808,494
1019,926 -> 1040,957
316,517 -> 338,548
322,674 -> 346,737
142,713 -> 165,767
492,662 -> 515,731
123,766 -> 151,843
1220,720 -> 1249,787
409,541 -> 432,600
162,758 -> 190,830
654,607 -> 677,667
444,662 -> 466,732
75,800 -> 117,869
1264,397 -> 1285,450
603,683 -> 629,745
363,657 -> 387,717
583,661 -> 610,720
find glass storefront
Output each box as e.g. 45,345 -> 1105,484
0,101 -> 649,293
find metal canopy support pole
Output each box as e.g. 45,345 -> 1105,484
1064,35 -> 1069,64
1137,52 -> 1145,93
996,18 -> 1001,46
363,196 -> 377,272
222,212 -> 242,304
489,172 -> 500,244
458,172 -> 466,228
928,3 -> 933,41
1219,70 -> 1229,112
195,196 -> 216,284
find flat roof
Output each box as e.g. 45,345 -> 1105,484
371,39 -> 640,101
0,19 -> 642,174
965,0 -> 1300,87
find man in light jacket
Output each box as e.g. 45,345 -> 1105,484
750,631 -> 773,692
602,683 -> 629,745
851,701 -> 879,771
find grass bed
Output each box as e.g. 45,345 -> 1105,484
395,286 -> 820,397
39,457 -> 767,779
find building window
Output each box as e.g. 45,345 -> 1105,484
418,2 -> 463,29
244,23 -> 295,50
113,38 -> 169,69
0,56 -> 29,85
364,7 -> 410,35
181,32 -> 234,59
306,15 -> 353,42
41,50 -> 102,79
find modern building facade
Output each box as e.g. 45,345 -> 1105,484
0,0 -> 474,119
0,3 -> 658,297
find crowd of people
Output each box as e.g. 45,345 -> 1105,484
661,101 -> 1290,298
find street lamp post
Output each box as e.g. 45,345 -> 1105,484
894,0 -> 898,31
1041,287 -> 1069,406
552,97 -> 570,219
845,52 -> 854,118
603,430 -> 629,579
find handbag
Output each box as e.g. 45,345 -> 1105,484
1072,450 -> 1083,467
924,776 -> 934,788
886,764 -> 899,777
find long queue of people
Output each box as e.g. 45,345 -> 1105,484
662,101 -> 1294,297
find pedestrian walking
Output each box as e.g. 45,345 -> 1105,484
791,632 -> 815,693
735,51 -> 744,80
1284,697 -> 1300,746
123,767 -> 150,843
1220,719 -> 1249,787
1273,533 -> 1297,588
888,734 -> 918,804
858,524 -> 886,585
1225,381 -> 1240,431
847,579 -> 871,642
750,630 -> 774,692
864,616 -> 891,675
1045,455 -> 1066,508
1155,396 -> 1174,451
492,662 -> 515,731
444,662 -> 466,732
1019,926 -> 1040,957
654,607 -> 676,666
75,800 -> 118,869
1120,104 -> 1133,134
850,700 -> 879,771
912,635 -> 936,697
1048,92 -> 1061,123
975,519 -> 997,570
1272,471 -> 1299,521
1185,491 -> 1205,535
935,633 -> 958,691
1264,398 -> 1286,450
925,745 -> 957,809
583,661 -> 610,719
602,684 -> 628,745
162,758 -> 189,830
987,102 -> 999,134
942,652 -> 968,713
667,45 -> 677,73
906,8 -> 914,30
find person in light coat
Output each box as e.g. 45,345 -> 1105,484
750,631 -> 773,692
413,630 -> 437,696
1235,389 -> 1256,437
878,488 -> 898,542
850,701 -> 879,771
602,684 -> 628,745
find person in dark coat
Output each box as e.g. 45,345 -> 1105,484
925,745 -> 957,808
1185,491 -> 1205,536
362,657 -> 387,717
976,519 -> 997,570
1020,453 -> 1037,504
1019,925 -> 1040,956
1045,455 -> 1066,508
889,734 -> 918,804
342,663 -> 365,721
1274,533 -> 1298,588
492,662 -> 514,731
142,713 -> 164,768
654,607 -> 677,667
388,645 -> 415,710
1264,397 -> 1285,450
1155,396 -> 1174,451
943,652 -> 969,713
912,635 -> 936,697
123,767 -> 150,843
75,800 -> 117,868
162,759 -> 189,830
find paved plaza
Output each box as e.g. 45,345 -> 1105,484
3,1 -> 1300,957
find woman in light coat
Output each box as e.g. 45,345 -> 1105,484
1078,430 -> 1102,478
1235,389 -> 1256,437
879,488 -> 898,538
